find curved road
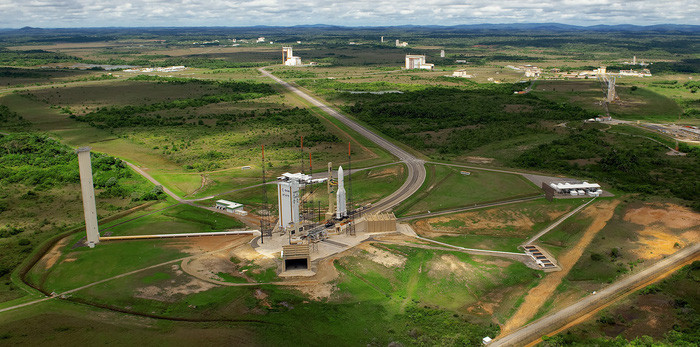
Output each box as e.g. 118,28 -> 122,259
259,68 -> 426,214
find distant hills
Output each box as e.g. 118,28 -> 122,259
1,23 -> 698,32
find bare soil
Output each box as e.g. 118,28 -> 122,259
355,243 -> 406,268
624,203 -> 700,229
43,238 -> 69,269
623,203 -> 700,260
413,203 -> 572,238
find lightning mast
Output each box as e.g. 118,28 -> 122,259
327,162 -> 334,220
347,142 -> 355,236
260,145 -> 271,242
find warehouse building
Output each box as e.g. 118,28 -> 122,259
548,182 -> 602,197
215,199 -> 247,215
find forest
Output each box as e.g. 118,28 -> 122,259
345,86 -> 595,152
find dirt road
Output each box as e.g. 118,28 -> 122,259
491,242 -> 700,346
499,200 -> 619,335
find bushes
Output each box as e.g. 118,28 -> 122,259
515,127 -> 700,209
0,132 -> 156,200
74,79 -> 276,129
0,226 -> 24,238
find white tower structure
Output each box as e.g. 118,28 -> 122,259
278,178 -> 300,230
77,147 -> 100,247
283,46 -> 302,66
440,49 -> 445,58
381,36 -> 384,43
405,55 -> 434,70
336,166 -> 347,219
277,172 -> 326,230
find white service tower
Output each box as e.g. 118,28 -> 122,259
278,178 -> 301,231
277,172 -> 326,231
336,166 -> 347,219
77,147 -> 100,247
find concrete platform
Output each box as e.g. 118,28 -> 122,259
252,229 -> 396,262
279,269 -> 316,277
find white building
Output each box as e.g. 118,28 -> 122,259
215,200 -> 246,215
549,182 -> 602,197
452,69 -> 473,78
283,46 -> 303,66
405,55 -> 434,70
395,39 -> 408,47
440,50 -> 445,58
256,37 -> 266,43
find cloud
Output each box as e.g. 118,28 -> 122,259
0,0 -> 697,28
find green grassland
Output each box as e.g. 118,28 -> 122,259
414,198 -> 585,252
18,243 -> 539,345
97,203 -> 245,237
532,79 -> 687,122
396,164 -> 541,216
0,299 -> 263,345
535,199 -> 699,326
34,237 -> 187,293
564,201 -> 694,285
537,208 -> 597,258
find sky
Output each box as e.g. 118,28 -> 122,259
0,0 -> 698,28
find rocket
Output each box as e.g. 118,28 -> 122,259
336,166 -> 347,219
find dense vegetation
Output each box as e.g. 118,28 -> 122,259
73,78 -> 276,128
345,86 -> 595,152
543,261 -> 700,346
0,48 -> 81,66
0,133 -> 165,201
0,104 -> 25,124
0,133 -> 163,293
516,127 -> 700,208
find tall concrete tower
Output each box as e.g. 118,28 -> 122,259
77,147 -> 100,247
336,166 -> 347,219
278,178 -> 300,230
440,49 -> 445,58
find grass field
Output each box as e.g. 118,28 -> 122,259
97,203 -> 246,237
412,198 -> 584,252
15,242 -> 539,345
532,79 -> 685,122
36,237 -> 187,293
396,163 -> 541,216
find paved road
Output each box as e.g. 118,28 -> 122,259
259,68 -> 426,214
490,242 -> 700,346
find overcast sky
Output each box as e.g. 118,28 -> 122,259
0,0 -> 698,28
